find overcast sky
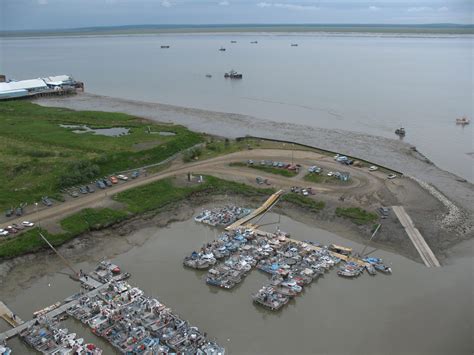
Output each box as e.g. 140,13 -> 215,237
1,0 -> 472,31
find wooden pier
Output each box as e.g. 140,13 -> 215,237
392,205 -> 440,267
0,282 -> 109,343
0,301 -> 24,328
226,190 -> 284,231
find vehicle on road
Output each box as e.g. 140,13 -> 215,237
327,171 -> 334,177
369,166 -> 378,171
0,229 -> 9,236
86,185 -> 95,193
387,174 -> 397,179
110,176 -> 118,184
131,170 -> 140,179
22,221 -> 35,227
96,180 -> 106,189
117,174 -> 129,181
79,186 -> 88,194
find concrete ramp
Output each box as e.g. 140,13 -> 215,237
392,206 -> 440,267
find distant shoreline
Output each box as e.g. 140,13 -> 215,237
2,23 -> 474,38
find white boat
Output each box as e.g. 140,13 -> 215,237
456,115 -> 470,125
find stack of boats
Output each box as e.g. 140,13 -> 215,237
194,206 -> 252,227
66,280 -> 224,354
0,343 -> 11,355
186,208 -> 393,312
88,260 -> 131,284
19,316 -> 102,354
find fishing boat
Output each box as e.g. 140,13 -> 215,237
160,45 -> 170,49
395,127 -> 406,136
230,40 -> 237,43
291,43 -> 298,47
205,74 -> 212,78
224,70 -> 243,79
456,115 -> 470,125
219,47 -> 226,51
250,41 -> 258,44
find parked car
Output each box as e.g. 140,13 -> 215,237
327,171 -> 334,177
369,166 -> 378,171
110,176 -> 118,184
0,229 -> 9,237
387,174 -> 397,179
86,185 -> 95,193
117,174 -> 129,181
69,190 -> 79,198
79,186 -> 87,194
5,226 -> 18,234
5,208 -> 13,217
15,207 -> 23,216
22,221 -> 35,227
131,170 -> 140,179
247,160 -> 254,165
96,180 -> 106,189
302,189 -> 309,196
12,223 -> 24,230
378,207 -> 390,217
42,196 -> 52,207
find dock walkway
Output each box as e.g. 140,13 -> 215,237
392,205 -> 440,267
0,301 -> 24,328
0,283 -> 109,342
226,190 -> 284,231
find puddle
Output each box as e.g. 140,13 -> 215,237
60,124 -> 130,137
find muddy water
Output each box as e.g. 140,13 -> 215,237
1,215 -> 472,354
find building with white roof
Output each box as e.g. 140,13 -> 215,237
0,75 -> 76,100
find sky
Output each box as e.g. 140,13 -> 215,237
0,0 -> 472,31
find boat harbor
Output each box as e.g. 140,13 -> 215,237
0,262 -> 225,354
184,193 -> 392,312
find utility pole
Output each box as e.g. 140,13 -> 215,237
360,223 -> 381,257
38,232 -> 79,278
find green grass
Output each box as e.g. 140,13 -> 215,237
115,175 -> 275,214
304,173 -> 348,184
0,208 -> 128,259
60,208 -> 128,235
0,101 -> 203,210
335,207 -> 378,225
229,162 -> 298,177
281,193 -> 325,213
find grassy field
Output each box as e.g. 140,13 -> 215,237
0,101 -> 203,210
0,176 -> 274,259
229,162 -> 298,177
335,207 -> 378,225
304,173 -> 349,185
115,175 -> 275,214
281,193 -> 325,212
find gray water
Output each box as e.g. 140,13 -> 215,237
1,33 -> 473,181
1,214 -> 472,354
59,124 -> 130,136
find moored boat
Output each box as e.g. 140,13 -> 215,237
456,115 -> 470,125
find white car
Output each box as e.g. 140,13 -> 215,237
0,229 -> 9,236
387,174 -> 397,179
302,189 -> 309,196
117,174 -> 129,181
22,221 -> 35,227
327,171 -> 334,177
369,166 -> 378,171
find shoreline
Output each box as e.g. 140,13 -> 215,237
35,93 -> 474,215
0,193 -> 417,292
